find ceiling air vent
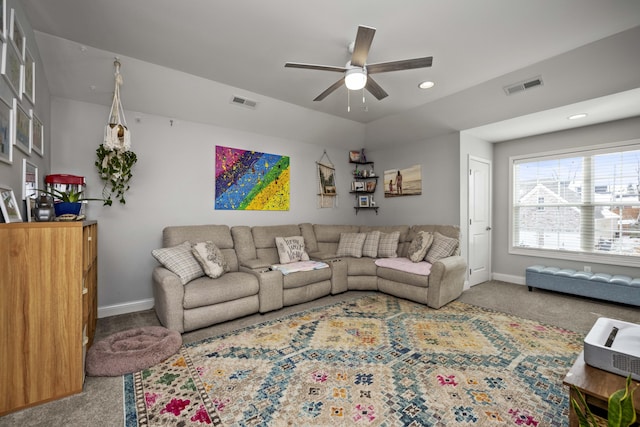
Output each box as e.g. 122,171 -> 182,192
503,76 -> 544,95
230,95 -> 258,109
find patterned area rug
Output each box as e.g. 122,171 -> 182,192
124,294 -> 583,426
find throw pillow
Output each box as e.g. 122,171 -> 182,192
336,232 -> 367,258
192,241 -> 230,279
151,241 -> 204,285
425,232 -> 459,263
377,231 -> 400,258
362,231 -> 381,258
407,231 -> 434,263
275,236 -> 310,264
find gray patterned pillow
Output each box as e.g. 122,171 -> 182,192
407,231 -> 434,262
336,233 -> 367,258
275,236 -> 310,264
362,231 -> 381,258
425,232 -> 459,263
377,231 -> 400,258
152,241 -> 204,284
192,241 -> 230,278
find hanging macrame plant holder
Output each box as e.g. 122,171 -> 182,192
95,58 -> 137,205
104,59 -> 131,151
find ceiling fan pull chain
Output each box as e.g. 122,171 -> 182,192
347,89 -> 351,112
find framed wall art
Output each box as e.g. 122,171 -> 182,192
22,158 -> 37,200
14,99 -> 29,154
23,46 -> 34,103
215,145 -> 290,211
2,40 -> 23,98
0,186 -> 22,222
9,8 -> 23,59
31,111 -> 43,156
384,164 -> 422,198
358,195 -> 370,207
0,0 -> 6,42
0,95 -> 11,164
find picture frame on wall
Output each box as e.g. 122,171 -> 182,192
14,99 -> 30,155
0,95 -> 11,164
10,9 -> 24,59
0,186 -> 22,222
2,41 -> 23,98
0,0 -> 6,42
23,46 -> 34,103
31,112 -> 43,156
22,158 -> 37,200
358,195 -> 370,208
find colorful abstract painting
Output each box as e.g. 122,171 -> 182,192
215,145 -> 290,210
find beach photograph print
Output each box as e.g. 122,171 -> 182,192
215,145 -> 290,210
384,164 -> 422,197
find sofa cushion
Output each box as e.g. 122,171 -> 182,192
192,241 -> 230,279
377,231 -> 400,258
362,231 -> 381,258
275,236 -> 310,264
346,257 -> 378,276
375,257 -> 432,276
425,231 -> 459,263
336,232 -> 367,258
407,231 -> 433,262
152,241 -> 204,285
282,266 -> 332,289
183,272 -> 259,309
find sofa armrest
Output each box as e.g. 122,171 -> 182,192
240,266 -> 284,313
241,258 -> 272,269
427,255 -> 466,309
152,266 -> 186,333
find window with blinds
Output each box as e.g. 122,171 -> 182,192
510,140 -> 640,266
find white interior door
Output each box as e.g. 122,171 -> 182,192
468,156 -> 492,286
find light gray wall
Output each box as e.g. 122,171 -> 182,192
51,97 -> 364,314
368,133 -> 461,226
492,116 -> 640,282
0,0 -> 50,214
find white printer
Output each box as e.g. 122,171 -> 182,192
583,317 -> 640,381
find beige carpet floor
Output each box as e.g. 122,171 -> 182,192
1,280 -> 639,427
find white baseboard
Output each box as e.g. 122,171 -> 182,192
491,273 -> 525,285
98,298 -> 154,319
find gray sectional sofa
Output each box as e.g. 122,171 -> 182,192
152,223 -> 467,333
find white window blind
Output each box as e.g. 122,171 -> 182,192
511,141 -> 640,264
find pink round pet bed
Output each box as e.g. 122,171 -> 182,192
86,326 -> 182,377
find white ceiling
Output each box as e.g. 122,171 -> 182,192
20,0 -> 640,143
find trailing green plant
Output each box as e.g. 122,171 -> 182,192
36,187 -> 107,204
571,374 -> 637,427
95,144 -> 137,206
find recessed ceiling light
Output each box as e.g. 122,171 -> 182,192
568,113 -> 588,120
418,81 -> 435,89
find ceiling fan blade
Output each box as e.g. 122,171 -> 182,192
367,56 -> 433,74
350,25 -> 376,67
285,62 -> 346,73
365,76 -> 388,100
314,77 -> 346,101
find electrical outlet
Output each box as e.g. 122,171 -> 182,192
584,266 -> 591,272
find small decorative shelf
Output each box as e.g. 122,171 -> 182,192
349,154 -> 378,214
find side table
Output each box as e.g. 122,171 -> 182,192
563,351 -> 640,426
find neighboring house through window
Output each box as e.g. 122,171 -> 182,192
510,139 -> 640,266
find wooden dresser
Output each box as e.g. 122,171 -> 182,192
0,221 -> 98,415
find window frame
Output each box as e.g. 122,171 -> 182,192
509,138 -> 640,267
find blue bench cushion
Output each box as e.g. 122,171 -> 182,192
525,265 -> 640,306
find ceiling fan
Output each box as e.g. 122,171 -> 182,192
285,25 -> 433,102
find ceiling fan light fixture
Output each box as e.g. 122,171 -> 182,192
419,80 -> 435,89
345,68 -> 367,91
